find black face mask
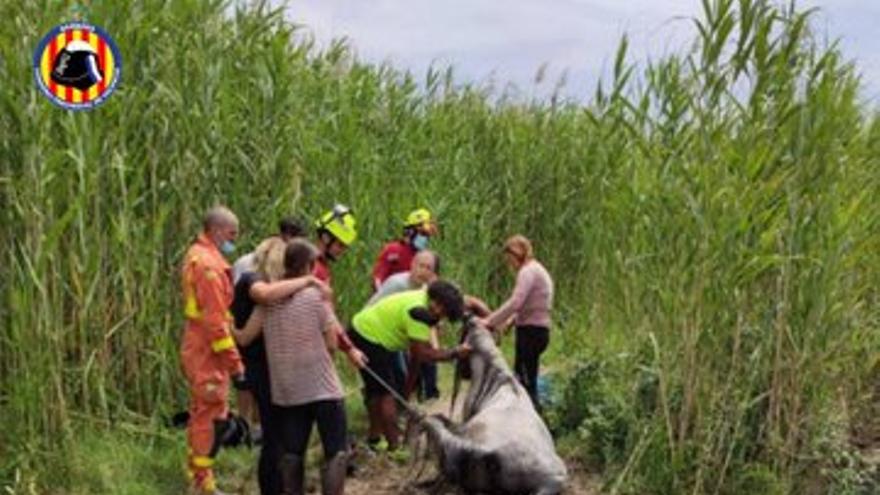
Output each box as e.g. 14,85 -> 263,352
409,307 -> 440,326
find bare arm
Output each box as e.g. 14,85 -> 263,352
232,307 -> 264,347
250,276 -> 331,304
405,340 -> 470,397
408,340 -> 468,364
485,266 -> 533,328
464,294 -> 491,318
322,302 -> 366,367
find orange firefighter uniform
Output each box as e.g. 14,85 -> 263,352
180,233 -> 244,492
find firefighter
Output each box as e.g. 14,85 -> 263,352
313,204 -> 358,284
313,204 -> 367,369
180,206 -> 245,495
371,208 -> 438,290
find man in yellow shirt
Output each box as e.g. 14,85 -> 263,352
349,280 -> 469,453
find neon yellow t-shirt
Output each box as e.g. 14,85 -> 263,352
352,289 -> 431,351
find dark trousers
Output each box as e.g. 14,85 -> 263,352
395,352 -> 439,400
392,351 -> 407,396
274,399 -> 348,459
418,362 -> 439,400
514,326 -> 549,411
249,359 -> 280,495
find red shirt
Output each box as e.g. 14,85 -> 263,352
311,253 -> 353,352
313,255 -> 332,285
371,239 -> 416,289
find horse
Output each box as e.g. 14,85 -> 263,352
413,318 -> 568,494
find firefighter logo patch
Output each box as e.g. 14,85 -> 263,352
33,22 -> 122,110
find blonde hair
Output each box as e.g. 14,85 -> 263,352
253,237 -> 288,282
503,235 -> 534,263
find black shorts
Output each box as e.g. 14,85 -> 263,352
349,328 -> 399,399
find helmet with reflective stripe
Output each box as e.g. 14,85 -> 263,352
315,204 -> 357,246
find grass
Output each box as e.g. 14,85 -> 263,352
1,0 -> 879,493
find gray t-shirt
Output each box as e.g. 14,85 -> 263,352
367,272 -> 415,306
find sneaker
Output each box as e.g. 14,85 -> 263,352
366,437 -> 388,453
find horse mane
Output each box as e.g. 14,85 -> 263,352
450,316 -> 520,420
467,326 -> 513,374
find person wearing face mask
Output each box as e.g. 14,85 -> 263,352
370,209 -> 438,291
179,205 -> 246,495
367,251 -> 442,403
367,250 -> 440,305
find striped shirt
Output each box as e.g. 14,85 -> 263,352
263,287 -> 344,406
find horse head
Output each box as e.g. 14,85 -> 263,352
413,315 -> 568,494
450,315 -> 520,421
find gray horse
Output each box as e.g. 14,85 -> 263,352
413,319 -> 568,494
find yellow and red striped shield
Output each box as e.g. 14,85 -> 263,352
33,22 -> 122,110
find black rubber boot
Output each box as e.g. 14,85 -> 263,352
321,451 -> 348,495
279,453 -> 305,495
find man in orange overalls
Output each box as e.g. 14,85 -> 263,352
180,206 -> 245,495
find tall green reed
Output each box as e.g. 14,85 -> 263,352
0,0 -> 877,492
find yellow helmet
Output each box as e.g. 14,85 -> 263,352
315,204 -> 357,246
404,208 -> 437,234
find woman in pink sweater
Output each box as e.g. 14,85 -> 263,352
481,235 -> 554,411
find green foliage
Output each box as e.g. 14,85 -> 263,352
727,464 -> 790,495
1,0 -> 878,493
548,359 -> 632,469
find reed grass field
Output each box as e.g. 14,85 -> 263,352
1,0 -> 878,493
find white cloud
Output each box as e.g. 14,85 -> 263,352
276,0 -> 878,102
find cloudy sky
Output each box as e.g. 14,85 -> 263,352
275,0 -> 879,104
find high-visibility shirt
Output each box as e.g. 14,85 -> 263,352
371,239 -> 416,290
181,233 -> 243,374
352,289 -> 431,352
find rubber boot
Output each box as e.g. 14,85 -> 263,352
321,451 -> 348,495
279,453 -> 305,495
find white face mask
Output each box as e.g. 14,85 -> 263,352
412,233 -> 429,251
220,240 -> 236,255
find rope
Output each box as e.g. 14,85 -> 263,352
360,363 -> 426,421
